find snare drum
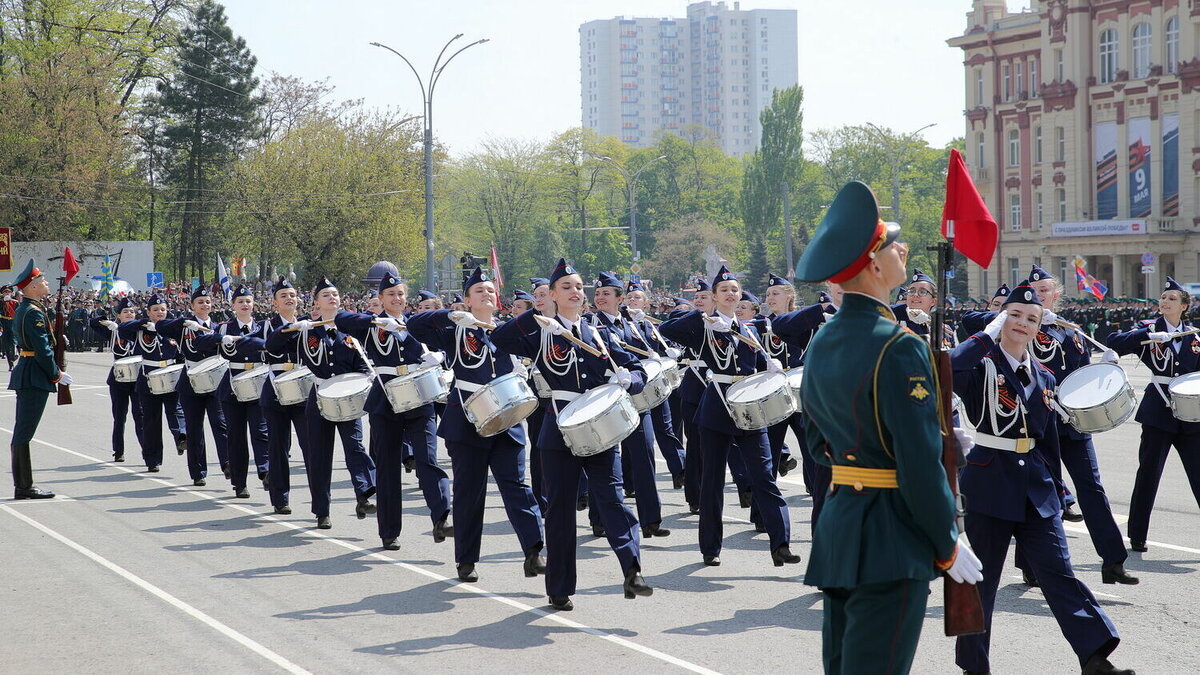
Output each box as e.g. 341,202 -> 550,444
382,364 -> 450,413
630,358 -> 671,412
436,367 -> 454,404
1057,363 -> 1137,433
231,365 -> 270,402
146,363 -> 184,395
653,357 -> 682,389
557,384 -> 639,457
187,355 -> 228,394
272,367 -> 314,406
725,371 -> 796,430
315,373 -> 372,422
783,367 -> 803,413
1168,373 -> 1200,422
463,372 -> 540,436
112,356 -> 142,383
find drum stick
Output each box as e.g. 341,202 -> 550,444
474,320 -> 497,330
617,340 -> 654,358
533,314 -> 603,357
372,319 -> 407,330
703,315 -> 764,352
281,319 -> 335,333
1053,319 -> 1110,352
1139,327 -> 1200,345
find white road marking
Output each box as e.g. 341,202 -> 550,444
4,429 -> 723,675
0,504 -> 311,675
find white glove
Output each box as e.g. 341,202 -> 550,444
221,334 -> 238,346
983,312 -> 1007,340
766,357 -> 784,374
62,335 -> 70,347
945,535 -> 984,585
707,315 -> 732,333
291,320 -> 314,332
420,351 -> 444,367
1040,309 -> 1059,327
143,321 -> 157,332
183,319 -> 202,331
511,360 -> 529,379
376,317 -> 403,332
610,366 -> 633,390
101,320 -> 117,329
953,427 -> 974,455
906,308 -> 931,325
665,347 -> 682,359
57,372 -> 74,387
629,308 -> 647,322
449,311 -> 477,328
1101,349 -> 1120,364
1147,331 -> 1172,344
543,320 -> 567,337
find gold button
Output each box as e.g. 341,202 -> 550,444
853,481 -> 864,491
1019,428 -> 1026,434
846,454 -> 857,461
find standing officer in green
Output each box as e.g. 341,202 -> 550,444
7,259 -> 72,499
797,182 -> 982,674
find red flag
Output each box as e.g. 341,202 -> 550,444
489,245 -> 504,290
941,149 -> 998,268
62,246 -> 80,284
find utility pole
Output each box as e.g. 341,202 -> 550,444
371,35 -> 489,292
596,154 -> 667,264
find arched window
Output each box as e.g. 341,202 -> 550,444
1166,17 -> 1179,75
1132,23 -> 1152,79
1099,28 -> 1119,83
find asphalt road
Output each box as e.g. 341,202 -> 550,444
1,351 -> 1198,674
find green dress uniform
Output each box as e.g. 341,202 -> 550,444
7,260 -> 62,499
796,182 -> 958,674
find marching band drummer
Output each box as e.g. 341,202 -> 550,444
408,267 -> 545,583
264,276 -> 377,530
415,290 -> 442,312
92,297 -> 144,463
118,293 -> 187,473
335,272 -> 452,551
588,272 -> 670,539
756,273 -> 809,482
659,265 -> 800,569
625,280 -> 687,490
256,278 -> 310,515
672,280 -> 712,514
194,285 -> 269,499
1106,276 -> 1200,554
894,269 -> 956,348
953,282 -> 1128,675
510,288 -> 535,315
157,286 -> 230,487
490,259 -> 652,610
526,276 -> 553,514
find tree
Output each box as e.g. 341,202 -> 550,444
152,0 -> 262,280
740,85 -> 804,290
641,215 -> 740,291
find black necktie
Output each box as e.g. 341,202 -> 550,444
240,324 -> 249,335
571,324 -> 580,339
1016,364 -> 1031,388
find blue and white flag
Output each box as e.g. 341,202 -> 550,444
216,254 -> 232,301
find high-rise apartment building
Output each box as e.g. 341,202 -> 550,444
580,1 -> 797,156
948,0 -> 1200,300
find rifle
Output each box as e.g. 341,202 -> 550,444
929,239 -> 982,636
52,276 -> 73,405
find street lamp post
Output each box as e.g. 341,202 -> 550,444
598,154 -> 667,263
865,122 -> 936,226
371,35 -> 488,292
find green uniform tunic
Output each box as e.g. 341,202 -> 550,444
8,297 -> 62,443
801,292 -> 958,674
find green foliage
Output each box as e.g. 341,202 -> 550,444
741,85 -> 804,290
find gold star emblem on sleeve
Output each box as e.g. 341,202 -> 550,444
909,382 -> 930,402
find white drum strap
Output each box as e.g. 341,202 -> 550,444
1147,346 -> 1174,405
346,336 -> 377,380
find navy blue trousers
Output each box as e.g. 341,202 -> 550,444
135,375 -> 185,469
648,401 -> 685,478
264,401 -> 308,509
223,397 -> 268,489
528,402 -> 547,512
956,504 -> 1119,672
543,445 -> 640,598
698,427 -> 790,557
178,378 -> 228,481
304,392 -> 376,518
620,414 -> 663,527
1128,425 -> 1200,543
447,435 -> 543,565
681,398 -> 702,510
1059,434 -> 1127,566
109,379 -> 143,458
372,411 -> 449,541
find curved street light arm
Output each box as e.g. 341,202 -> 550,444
430,34 -> 464,93
370,41 -> 428,110
431,39 -> 489,101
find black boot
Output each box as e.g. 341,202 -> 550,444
770,544 -> 801,567
11,443 -> 54,500
356,498 -> 376,519
524,543 -> 547,577
457,563 -> 478,582
641,522 -> 671,538
549,595 -> 573,611
1101,563 -> 1139,585
433,515 -> 453,543
623,565 -> 653,599
1082,653 -> 1135,675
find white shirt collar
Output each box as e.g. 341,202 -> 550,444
556,314 -> 579,331
714,309 -> 736,323
602,310 -> 621,323
1001,347 -> 1031,373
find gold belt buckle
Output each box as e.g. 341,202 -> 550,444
1015,438 -> 1031,454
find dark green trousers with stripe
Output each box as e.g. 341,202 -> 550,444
822,578 -> 930,674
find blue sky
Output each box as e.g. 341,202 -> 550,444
220,0 -> 1033,154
